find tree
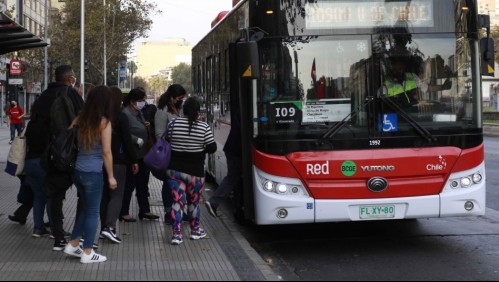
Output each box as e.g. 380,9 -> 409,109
48,0 -> 159,87
147,75 -> 169,101
492,27 -> 499,64
171,63 -> 192,94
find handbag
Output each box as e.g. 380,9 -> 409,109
144,120 -> 175,172
5,126 -> 27,176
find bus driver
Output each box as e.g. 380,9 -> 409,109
380,57 -> 452,110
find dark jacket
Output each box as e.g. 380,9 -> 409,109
37,82 -> 84,146
38,82 -> 84,195
223,109 -> 242,157
25,118 -> 48,160
112,112 -> 139,165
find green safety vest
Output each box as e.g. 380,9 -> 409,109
384,73 -> 417,103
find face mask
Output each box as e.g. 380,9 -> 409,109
70,76 -> 77,88
11,103 -> 15,107
136,101 -> 146,110
175,100 -> 183,109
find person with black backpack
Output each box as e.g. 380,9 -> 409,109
37,65 -> 84,251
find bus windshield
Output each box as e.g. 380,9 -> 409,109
257,30 -> 480,152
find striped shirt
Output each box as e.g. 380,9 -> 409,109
168,117 -> 217,176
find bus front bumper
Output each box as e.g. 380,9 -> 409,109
254,181 -> 485,225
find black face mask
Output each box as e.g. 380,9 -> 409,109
11,103 -> 15,107
175,100 -> 183,109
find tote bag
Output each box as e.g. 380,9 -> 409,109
144,120 -> 175,172
5,127 -> 27,176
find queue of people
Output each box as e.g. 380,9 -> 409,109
6,65 -> 227,264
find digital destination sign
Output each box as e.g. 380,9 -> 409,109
306,0 -> 434,29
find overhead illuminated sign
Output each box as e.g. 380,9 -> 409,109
306,0 -> 434,29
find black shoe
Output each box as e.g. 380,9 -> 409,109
53,239 -> 68,251
8,215 -> 26,225
32,228 -> 50,238
205,201 -> 218,218
138,213 -> 159,220
119,215 -> 137,222
101,227 -> 122,244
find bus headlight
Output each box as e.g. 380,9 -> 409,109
448,171 -> 484,189
276,183 -> 288,194
472,173 -> 483,184
461,177 -> 472,188
256,168 -> 309,197
263,180 -> 275,192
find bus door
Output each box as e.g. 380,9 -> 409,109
205,55 -> 218,179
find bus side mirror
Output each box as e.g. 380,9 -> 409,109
480,37 -> 495,77
237,41 -> 260,79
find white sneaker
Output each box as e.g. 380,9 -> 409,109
80,250 -> 107,264
63,243 -> 84,258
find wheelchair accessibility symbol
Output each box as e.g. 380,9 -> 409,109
379,113 -> 398,132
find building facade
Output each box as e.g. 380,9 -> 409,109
135,38 -> 192,79
478,0 -> 499,26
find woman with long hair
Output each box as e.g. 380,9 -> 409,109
154,84 -> 186,223
24,99 -> 51,238
165,97 -> 217,245
99,87 -> 139,244
63,86 -> 117,263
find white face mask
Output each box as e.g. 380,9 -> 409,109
70,76 -> 77,88
136,101 -> 146,110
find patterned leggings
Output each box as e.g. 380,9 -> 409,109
165,170 -> 205,236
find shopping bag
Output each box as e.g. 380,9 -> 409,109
5,127 -> 27,176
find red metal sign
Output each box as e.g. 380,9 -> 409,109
9,59 -> 22,76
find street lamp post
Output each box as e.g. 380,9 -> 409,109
44,0 -> 48,89
103,0 -> 107,85
81,0 -> 85,97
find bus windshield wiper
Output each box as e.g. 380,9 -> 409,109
379,95 -> 437,143
317,97 -> 373,145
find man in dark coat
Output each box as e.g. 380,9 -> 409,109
37,65 -> 84,251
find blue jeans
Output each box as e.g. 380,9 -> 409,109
71,170 -> 103,249
24,158 -> 50,230
10,123 -> 22,141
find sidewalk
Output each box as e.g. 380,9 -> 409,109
0,126 -> 276,281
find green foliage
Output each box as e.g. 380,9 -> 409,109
147,75 -> 169,99
493,27 -> 499,64
171,63 -> 192,93
48,0 -> 159,87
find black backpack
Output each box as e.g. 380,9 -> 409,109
41,127 -> 79,172
50,86 -> 76,138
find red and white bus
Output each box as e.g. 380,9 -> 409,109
192,0 -> 494,224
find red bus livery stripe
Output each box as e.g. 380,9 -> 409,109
253,145 -> 483,199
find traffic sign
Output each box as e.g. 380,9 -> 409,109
9,59 -> 22,76
9,78 -> 23,85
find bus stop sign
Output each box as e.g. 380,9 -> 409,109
9,59 -> 22,76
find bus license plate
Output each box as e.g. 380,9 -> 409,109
359,205 -> 395,219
